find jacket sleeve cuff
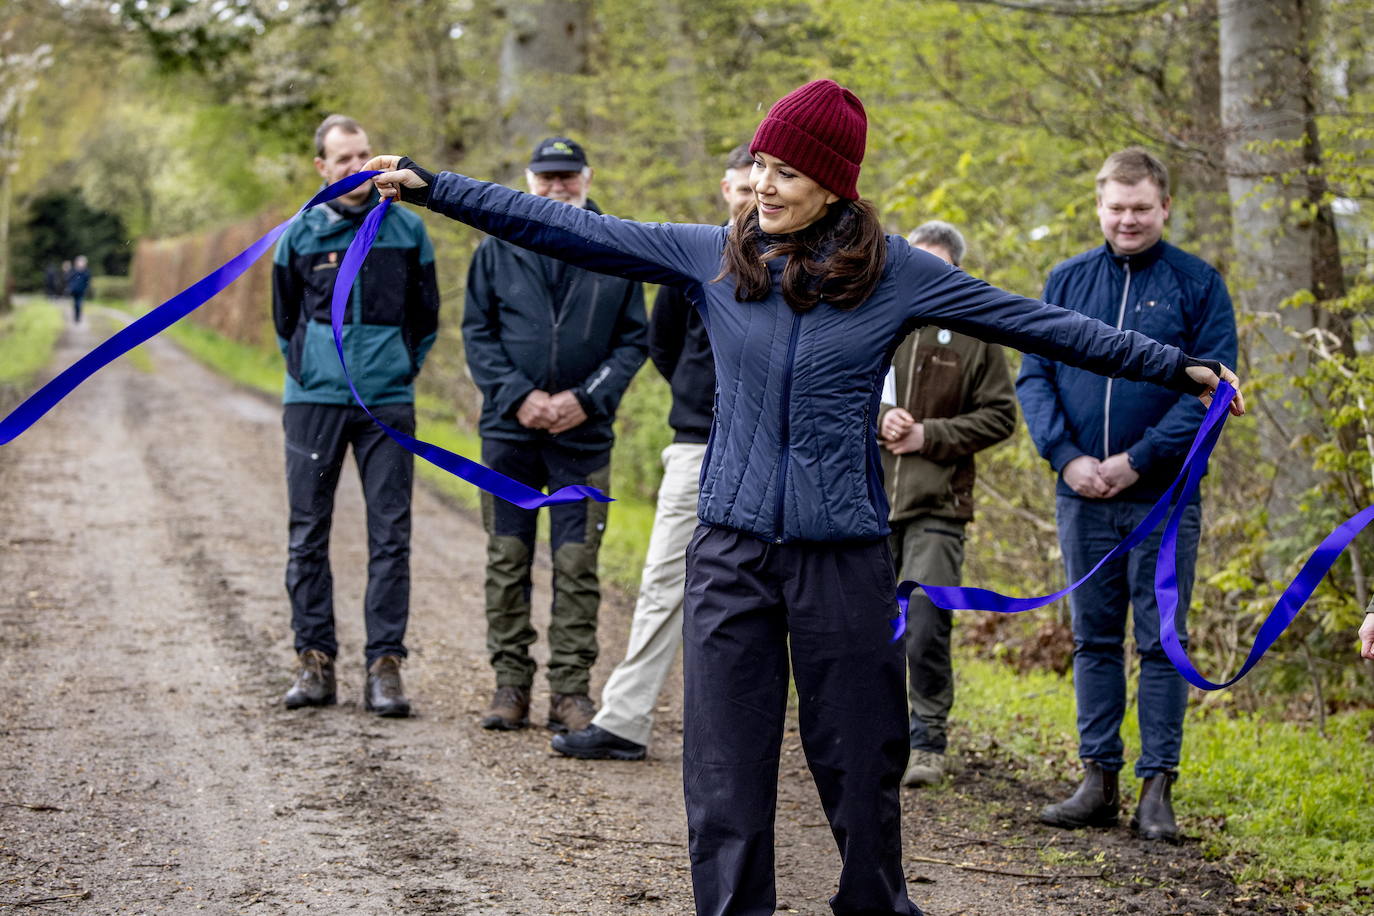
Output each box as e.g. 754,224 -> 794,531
1127,439 -> 1158,474
920,417 -> 949,456
571,387 -> 596,418
500,386 -> 537,419
1048,442 -> 1086,474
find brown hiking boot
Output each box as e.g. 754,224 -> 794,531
283,649 -> 336,709
481,685 -> 530,730
547,693 -> 596,733
365,655 -> 411,718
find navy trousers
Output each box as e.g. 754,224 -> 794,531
283,402 -> 415,666
1057,495 -> 1202,778
682,525 -> 923,916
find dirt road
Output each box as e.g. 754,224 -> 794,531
0,310 -> 1283,915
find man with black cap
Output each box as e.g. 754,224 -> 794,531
463,136 -> 648,735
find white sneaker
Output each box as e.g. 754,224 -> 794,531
902,750 -> 946,787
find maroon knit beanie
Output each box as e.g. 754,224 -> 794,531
750,79 -> 867,201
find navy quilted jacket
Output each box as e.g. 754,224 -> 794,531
425,173 -> 1199,543
1017,240 -> 1237,502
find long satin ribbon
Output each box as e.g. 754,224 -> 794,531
6,171 -> 1364,685
0,172 -> 611,511
896,381 -> 1374,689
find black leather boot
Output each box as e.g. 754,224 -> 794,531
1130,771 -> 1180,843
284,649 -> 336,709
1040,760 -> 1120,829
364,655 -> 411,718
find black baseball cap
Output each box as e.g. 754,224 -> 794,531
528,137 -> 588,173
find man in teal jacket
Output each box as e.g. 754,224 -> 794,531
271,115 -> 440,718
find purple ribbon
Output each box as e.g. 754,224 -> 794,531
8,170 -> 1363,685
0,172 -> 610,511
895,381 -> 1374,689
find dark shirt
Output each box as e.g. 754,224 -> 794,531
648,284 -> 714,443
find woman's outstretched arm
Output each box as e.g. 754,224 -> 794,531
367,156 -> 724,294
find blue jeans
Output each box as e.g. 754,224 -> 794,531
1056,495 -> 1201,779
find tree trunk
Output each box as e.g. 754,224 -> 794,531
1174,0 -> 1230,272
1219,0 -> 1329,543
496,0 -> 592,180
0,121 -> 14,315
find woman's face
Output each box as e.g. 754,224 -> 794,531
751,151 -> 839,235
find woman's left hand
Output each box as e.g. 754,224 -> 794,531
1185,362 -> 1246,417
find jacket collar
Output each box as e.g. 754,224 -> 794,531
1101,237 -> 1166,271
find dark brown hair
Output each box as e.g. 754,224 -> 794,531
717,199 -> 886,313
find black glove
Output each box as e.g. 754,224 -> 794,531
1175,356 -> 1224,395
395,157 -> 435,206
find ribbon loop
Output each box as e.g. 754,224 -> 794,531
896,381 -> 1373,689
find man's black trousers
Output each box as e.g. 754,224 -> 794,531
283,402 -> 414,665
682,525 -> 923,916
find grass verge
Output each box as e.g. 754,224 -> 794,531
0,299 -> 66,387
952,650 -> 1374,905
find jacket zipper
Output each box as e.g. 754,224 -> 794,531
548,270 -> 573,393
1103,259 -> 1131,458
772,311 -> 803,542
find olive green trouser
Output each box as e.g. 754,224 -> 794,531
480,438 -> 610,695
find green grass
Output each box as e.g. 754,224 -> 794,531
0,300 -> 65,387
133,309 -> 658,591
164,320 -> 286,396
953,651 -> 1374,903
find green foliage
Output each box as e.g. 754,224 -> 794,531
0,301 -> 64,387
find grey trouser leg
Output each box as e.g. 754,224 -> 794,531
593,443 -> 705,745
890,516 -> 966,754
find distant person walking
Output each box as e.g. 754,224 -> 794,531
43,263 -> 63,300
67,256 -> 90,323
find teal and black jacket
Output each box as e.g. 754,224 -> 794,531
272,193 -> 440,405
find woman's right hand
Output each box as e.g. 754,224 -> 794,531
1360,612 -> 1374,660
363,156 -> 430,201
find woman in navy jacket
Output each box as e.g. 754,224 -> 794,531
367,80 -> 1241,916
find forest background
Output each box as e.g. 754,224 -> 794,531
2,0 -> 1374,893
